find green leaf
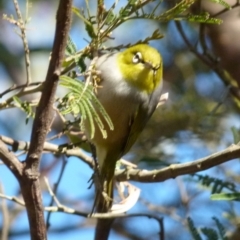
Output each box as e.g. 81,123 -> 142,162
208,0 -> 231,9
104,9 -> 116,25
212,217 -> 228,240
187,217 -> 202,240
12,96 -> 35,124
66,36 -> 77,56
59,75 -> 113,140
77,56 -> 87,72
12,96 -> 22,108
72,6 -> 92,26
64,36 -> 87,73
187,12 -> 223,24
201,228 -> 218,240
158,0 -> 195,20
72,7 -> 97,38
192,174 -> 236,194
80,98 -> 96,139
211,192 -> 240,201
138,29 -> 164,43
85,20 -> 97,39
119,0 -> 143,18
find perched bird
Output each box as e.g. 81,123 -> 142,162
85,44 -> 163,240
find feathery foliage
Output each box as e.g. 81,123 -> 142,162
192,174 -> 236,194
188,217 -> 228,240
59,75 -> 113,139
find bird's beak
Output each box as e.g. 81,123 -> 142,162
144,61 -> 153,70
144,62 -> 160,75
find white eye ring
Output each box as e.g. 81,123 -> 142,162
132,52 -> 142,63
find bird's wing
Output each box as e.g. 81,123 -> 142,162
122,83 -> 162,155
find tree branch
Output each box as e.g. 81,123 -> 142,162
14,0 -> 73,239
0,139 -> 22,178
116,144 -> 240,182
0,135 -> 95,168
25,0 -> 72,170
2,134 -> 240,185
13,0 -> 31,85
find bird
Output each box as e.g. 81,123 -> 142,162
84,44 -> 163,240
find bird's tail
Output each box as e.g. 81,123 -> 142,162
94,157 -> 116,240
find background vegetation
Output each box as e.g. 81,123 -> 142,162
0,0 -> 240,239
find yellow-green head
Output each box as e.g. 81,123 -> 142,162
117,44 -> 163,93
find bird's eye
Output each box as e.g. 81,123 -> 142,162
132,52 -> 142,63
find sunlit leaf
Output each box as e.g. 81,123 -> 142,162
59,75 -> 113,139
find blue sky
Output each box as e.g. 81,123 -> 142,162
0,1 -> 239,239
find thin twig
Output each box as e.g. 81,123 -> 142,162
0,83 -> 43,109
175,21 -> 240,101
0,184 -> 10,240
44,177 -> 62,207
0,189 -> 164,240
175,21 -> 210,66
0,82 -> 42,98
141,198 -> 183,224
212,1 -> 240,17
45,157 -> 68,229
13,0 -> 31,85
0,193 -> 25,207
